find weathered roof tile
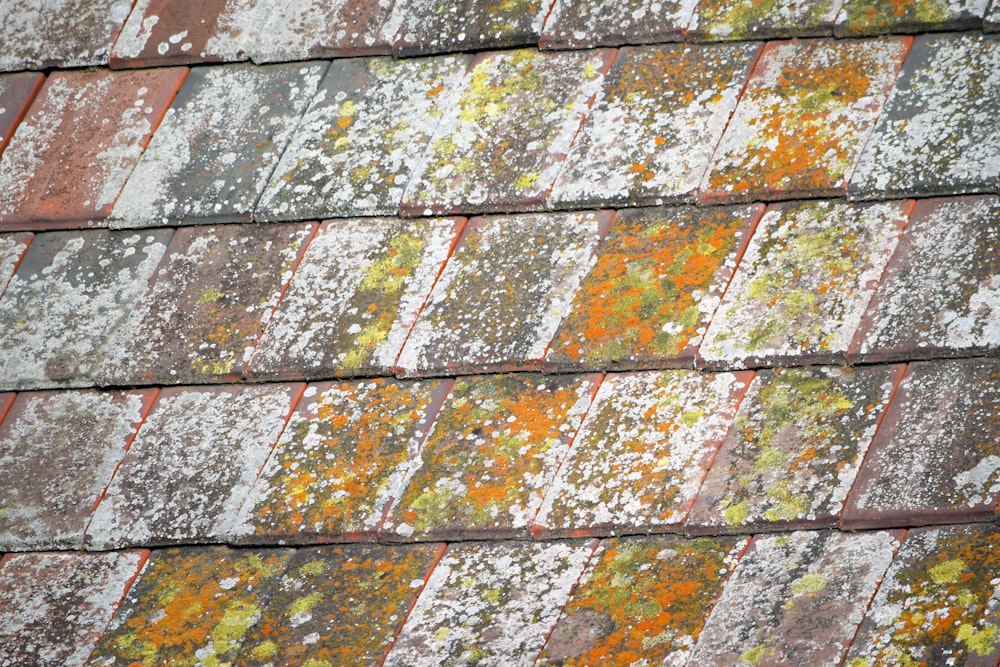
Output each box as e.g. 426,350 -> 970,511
383,373 -> 597,541
539,0 -> 696,49
233,378 -> 449,544
687,530 -> 899,665
546,204 -> 762,370
0,72 -> 43,157
844,358 -> 1000,528
382,539 -> 595,666
0,389 -> 152,552
247,0 -> 395,62
687,0 -> 842,41
0,229 -> 171,390
701,37 -> 909,203
85,383 -> 302,549
698,199 -> 907,369
0,550 -> 146,667
987,0 -> 1000,29
548,43 -> 759,209
388,0 -> 550,56
257,54 -> 469,221
849,33 -> 1000,199
687,365 -> 902,534
109,61 -> 326,228
397,212 -> 606,375
110,0 -> 237,67
0,68 -> 186,229
400,48 -> 612,215
835,0 -> 991,36
845,524 -> 1000,666
248,217 -> 463,380
0,232 -> 31,295
533,369 -> 750,537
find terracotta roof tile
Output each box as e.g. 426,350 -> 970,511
0,232 -> 31,295
687,0 -> 842,41
389,0 -> 550,56
538,0 -> 696,48
0,72 -> 43,157
85,383 -> 302,549
110,0 -> 236,68
835,0 -> 992,36
0,389 -> 152,551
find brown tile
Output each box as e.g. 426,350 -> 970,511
844,358 -> 1000,529
0,72 -> 44,157
110,0 -> 239,68
836,0 -> 991,35
389,0 -> 550,55
0,232 -> 31,296
0,68 -> 186,229
539,0 -> 696,49
688,0 -> 841,41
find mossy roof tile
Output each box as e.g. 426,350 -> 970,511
538,0 -> 697,49
0,72 -> 43,157
687,0 -> 842,41
835,0 -> 991,36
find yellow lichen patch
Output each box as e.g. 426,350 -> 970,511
841,0 -> 952,34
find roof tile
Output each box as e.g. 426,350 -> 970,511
0,550 -> 146,667
687,530 -> 899,665
233,377 -> 449,544
0,389 -> 152,552
546,204 -> 762,370
382,539 -> 595,666
400,48 -> 612,215
0,72 -> 43,157
248,216 -> 463,380
99,223 -> 313,386
845,523 -> 1000,666
988,1 -> 1000,29
0,232 -> 31,295
86,546 -> 292,667
0,0 -> 131,71
0,68 -> 186,229
389,0 -> 550,56
698,199 -> 907,369
843,358 -> 1000,528
236,542 -> 443,666
110,0 -> 236,67
548,42 -> 759,209
851,195 -> 1000,363
835,0 -> 991,36
687,0 -> 842,41
0,229 -> 171,390
108,61 -> 326,228
849,33 -> 1000,199
85,383 -> 302,549
257,54 -> 469,221
701,37 -> 908,203
247,0 -> 395,62
687,365 -> 902,534
382,372 -> 597,540
533,369 -> 750,538
396,212 -> 606,375
538,0 -> 696,49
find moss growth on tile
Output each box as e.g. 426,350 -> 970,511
839,0 -> 987,35
693,0 -> 838,40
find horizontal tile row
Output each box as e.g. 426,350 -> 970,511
2,196 -> 998,389
1,35 -> 998,231
4,524 -> 1000,666
4,0 -> 1000,74
1,359 -> 998,552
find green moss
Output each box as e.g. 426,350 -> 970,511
724,501 -> 750,525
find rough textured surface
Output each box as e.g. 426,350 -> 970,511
0,68 -> 185,228
537,535 -> 747,666
687,365 -> 901,534
0,233 -> 31,295
0,229 -> 171,390
110,0 -> 236,67
87,546 -> 292,667
688,530 -> 899,666
388,0 -> 550,55
849,33 -> 1000,199
233,378 -> 448,543
549,42 -> 758,209
836,0 -> 991,35
249,217 -> 463,380
0,389 -> 151,551
257,54 -> 468,220
702,37 -> 908,203
688,0 -> 842,40
698,199 -> 906,369
533,370 -> 750,537
383,373 -> 597,540
85,384 -> 300,549
0,72 -> 43,156
0,550 -> 145,667
987,1 -> 1000,30
539,0 -> 697,48
846,524 -> 1000,666
546,204 -> 761,370
109,61 -> 326,228
396,212 -> 606,375
237,543 -> 443,666
852,196 -> 1000,362
844,358 -> 1000,528
382,540 -> 595,666
401,48 -> 612,214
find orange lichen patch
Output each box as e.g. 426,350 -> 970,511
546,204 -> 761,369
537,535 -> 747,666
702,37 -> 908,202
383,373 -> 598,540
87,546 -> 292,667
234,378 -> 449,543
237,543 -> 443,667
846,524 -> 1000,666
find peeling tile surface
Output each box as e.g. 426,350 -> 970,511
689,0 -> 842,40
85,384 -> 299,549
836,0 -> 991,35
257,54 -> 468,220
0,229 -> 171,390
698,200 -> 905,368
539,0 -> 697,48
534,370 -> 749,536
0,72 -> 43,156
